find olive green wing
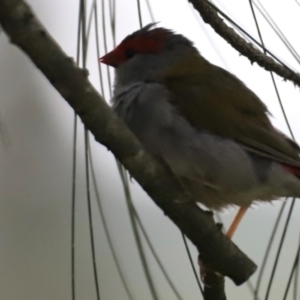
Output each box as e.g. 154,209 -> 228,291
161,52 -> 300,166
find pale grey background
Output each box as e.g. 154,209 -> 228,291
0,0 -> 300,299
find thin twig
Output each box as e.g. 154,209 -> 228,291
188,0 -> 300,87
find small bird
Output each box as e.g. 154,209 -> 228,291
100,23 -> 300,237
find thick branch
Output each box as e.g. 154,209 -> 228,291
189,0 -> 300,87
204,273 -> 226,300
0,0 -> 257,285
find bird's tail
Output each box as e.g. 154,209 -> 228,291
283,164 -> 300,179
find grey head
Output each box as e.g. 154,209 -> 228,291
100,23 -> 199,89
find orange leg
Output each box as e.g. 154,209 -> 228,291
226,206 -> 249,238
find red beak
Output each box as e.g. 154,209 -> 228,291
99,49 -> 124,68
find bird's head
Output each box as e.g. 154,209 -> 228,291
99,23 -> 198,86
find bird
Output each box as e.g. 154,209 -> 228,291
100,23 -> 300,237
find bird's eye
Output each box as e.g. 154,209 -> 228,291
125,49 -> 137,59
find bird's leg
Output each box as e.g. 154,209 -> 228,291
226,206 -> 249,238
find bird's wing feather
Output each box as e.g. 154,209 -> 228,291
161,52 -> 300,166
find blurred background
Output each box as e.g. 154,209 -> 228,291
0,0 -> 300,299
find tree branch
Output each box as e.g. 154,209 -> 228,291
189,0 -> 300,87
204,273 -> 226,300
0,0 -> 257,286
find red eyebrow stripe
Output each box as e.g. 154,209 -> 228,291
119,28 -> 167,53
